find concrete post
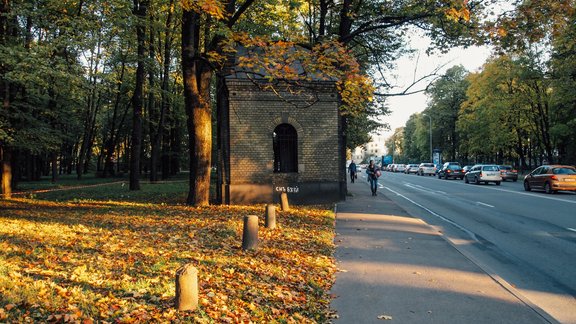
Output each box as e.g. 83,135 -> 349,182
242,215 -> 259,250
175,263 -> 198,311
280,192 -> 289,211
265,204 -> 276,229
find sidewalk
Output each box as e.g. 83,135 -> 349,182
329,177 -> 550,323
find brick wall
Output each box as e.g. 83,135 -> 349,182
225,79 -> 343,204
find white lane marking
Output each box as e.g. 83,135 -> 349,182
567,228 -> 576,233
404,183 -> 431,193
384,186 -> 480,243
476,201 -> 495,208
405,183 -> 447,196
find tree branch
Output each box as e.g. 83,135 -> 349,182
228,0 -> 256,28
374,62 -> 448,97
340,13 -> 433,44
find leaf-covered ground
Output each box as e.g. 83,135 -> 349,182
0,181 -> 336,323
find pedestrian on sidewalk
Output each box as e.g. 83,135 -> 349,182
366,160 -> 381,196
348,160 -> 357,183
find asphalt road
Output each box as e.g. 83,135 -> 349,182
360,170 -> 576,324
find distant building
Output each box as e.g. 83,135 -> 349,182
351,134 -> 387,163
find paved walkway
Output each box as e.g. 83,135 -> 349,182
329,176 -> 552,323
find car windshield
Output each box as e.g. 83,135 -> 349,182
423,163 -> 434,167
482,166 -> 499,171
448,165 -> 462,170
552,167 -> 576,175
500,166 -> 511,170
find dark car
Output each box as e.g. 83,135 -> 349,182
523,165 -> 576,194
437,162 -> 464,180
499,165 -> 518,182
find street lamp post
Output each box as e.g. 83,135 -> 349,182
424,114 -> 432,163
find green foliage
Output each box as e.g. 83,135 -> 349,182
4,0 -> 576,200
385,127 -> 405,163
490,0 -> 575,52
403,114 -> 430,163
549,10 -> 576,164
425,65 -> 470,162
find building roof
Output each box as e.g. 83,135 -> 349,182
225,45 -> 337,83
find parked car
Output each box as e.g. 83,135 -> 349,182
464,164 -> 502,185
405,164 -> 420,174
523,165 -> 576,194
395,164 -> 406,173
417,163 -> 436,176
437,162 -> 464,180
499,165 -> 518,182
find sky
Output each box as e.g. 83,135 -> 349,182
379,41 -> 493,140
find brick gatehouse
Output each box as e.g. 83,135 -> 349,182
217,71 -> 346,205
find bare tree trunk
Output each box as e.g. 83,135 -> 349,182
216,75 -> 230,204
148,12 -> 158,182
130,0 -> 148,190
51,152 -> 58,183
103,60 -> 128,177
150,0 -> 174,183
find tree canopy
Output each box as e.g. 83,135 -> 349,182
3,0 -> 575,202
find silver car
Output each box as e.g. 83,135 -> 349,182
464,164 -> 502,185
418,163 -> 436,176
405,164 -> 420,174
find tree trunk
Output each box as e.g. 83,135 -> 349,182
148,12 -> 158,183
169,114 -> 182,176
319,0 -> 328,39
338,0 -> 353,43
77,39 -> 103,179
1,0 -> 10,196
51,151 -> 58,183
150,1 -> 173,183
103,60 -> 127,177
216,74 -> 230,204
129,0 -> 148,190
1,145 -> 11,198
182,9 -> 212,206
160,2 -> 175,181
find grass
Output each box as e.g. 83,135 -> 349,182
0,177 -> 336,323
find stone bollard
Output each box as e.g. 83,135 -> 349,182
175,263 -> 198,311
280,192 -> 289,211
242,215 -> 259,250
265,204 -> 276,229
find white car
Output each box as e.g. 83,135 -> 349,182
418,163 -> 435,176
464,164 -> 502,185
405,164 -> 420,174
395,164 -> 406,173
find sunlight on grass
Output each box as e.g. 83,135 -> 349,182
0,183 -> 336,323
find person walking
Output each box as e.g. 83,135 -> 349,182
366,160 -> 380,196
348,160 -> 357,183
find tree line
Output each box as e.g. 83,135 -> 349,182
2,0 -> 572,203
387,2 -> 576,170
